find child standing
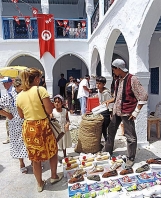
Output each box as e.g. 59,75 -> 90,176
95,76 -> 113,141
52,95 -> 72,158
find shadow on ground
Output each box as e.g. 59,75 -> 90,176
0,164 -> 5,173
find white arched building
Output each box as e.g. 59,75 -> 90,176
0,0 -> 161,147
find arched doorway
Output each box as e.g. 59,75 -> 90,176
52,54 -> 88,96
9,55 -> 44,73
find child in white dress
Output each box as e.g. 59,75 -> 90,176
52,95 -> 72,158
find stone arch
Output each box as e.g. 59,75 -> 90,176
52,53 -> 88,96
56,52 -> 89,67
137,0 -> 161,112
5,53 -> 45,74
104,29 -> 129,77
137,0 -> 161,72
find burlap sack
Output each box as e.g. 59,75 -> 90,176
75,114 -> 104,154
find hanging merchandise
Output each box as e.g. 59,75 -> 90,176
32,7 -> 38,17
13,16 -> 20,25
37,14 -> 55,58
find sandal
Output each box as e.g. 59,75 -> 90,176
109,162 -> 122,171
37,180 -> 46,192
135,164 -> 150,173
50,173 -> 63,184
20,167 -> 28,174
146,158 -> 161,164
102,170 -> 118,178
72,169 -> 86,178
96,155 -> 109,161
89,166 -> 104,174
120,168 -> 133,175
87,175 -> 101,181
68,175 -> 84,184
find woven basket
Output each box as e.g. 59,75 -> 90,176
75,114 -> 104,154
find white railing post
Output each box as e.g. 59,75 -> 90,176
99,0 -> 104,22
41,0 -> 49,14
85,0 -> 94,37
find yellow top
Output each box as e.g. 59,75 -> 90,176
16,86 -> 49,120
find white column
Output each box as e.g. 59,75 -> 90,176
87,15 -> 91,37
128,45 -> 150,148
101,62 -> 113,89
85,0 -> 94,37
135,72 -> 150,148
46,79 -> 53,98
41,0 -> 49,14
99,0 -> 104,22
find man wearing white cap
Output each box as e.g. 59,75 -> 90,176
0,77 -> 13,144
104,59 -> 148,169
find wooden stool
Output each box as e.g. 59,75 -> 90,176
147,117 -> 161,140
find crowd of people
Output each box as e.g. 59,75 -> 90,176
57,59 -> 148,171
0,58 -> 148,192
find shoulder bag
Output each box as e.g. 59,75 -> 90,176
37,86 -> 65,142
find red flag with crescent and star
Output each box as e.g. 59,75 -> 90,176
37,14 -> 55,58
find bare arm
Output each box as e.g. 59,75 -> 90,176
0,109 -> 13,120
128,104 -> 144,120
66,110 -> 70,123
65,110 -> 70,132
42,97 -> 53,115
72,86 -> 74,99
103,97 -> 115,106
83,86 -> 92,93
17,107 -> 24,119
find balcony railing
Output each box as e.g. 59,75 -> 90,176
91,1 -> 99,34
104,0 -> 115,14
2,18 -> 87,40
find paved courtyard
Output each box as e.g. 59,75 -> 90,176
0,115 -> 161,198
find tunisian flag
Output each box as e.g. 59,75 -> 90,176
37,14 -> 55,58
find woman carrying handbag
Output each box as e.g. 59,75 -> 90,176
16,68 -> 63,192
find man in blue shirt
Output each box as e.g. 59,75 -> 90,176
58,73 -> 67,98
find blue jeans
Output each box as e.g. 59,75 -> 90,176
79,97 -> 87,115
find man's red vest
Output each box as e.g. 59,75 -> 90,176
115,74 -> 137,114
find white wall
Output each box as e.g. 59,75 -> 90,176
0,38 -> 89,97
2,3 -> 42,17
149,32 -> 161,112
2,3 -> 86,19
